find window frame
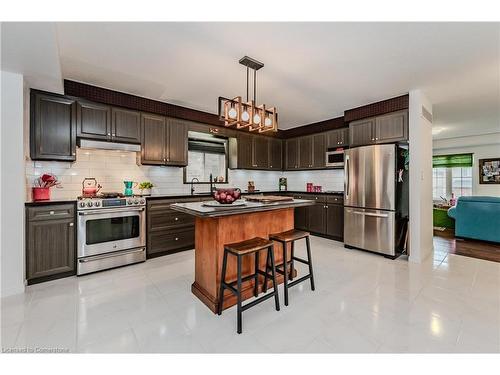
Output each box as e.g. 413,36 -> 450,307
183,149 -> 229,185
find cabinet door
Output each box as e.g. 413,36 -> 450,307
285,138 -> 299,170
294,207 -> 308,230
338,128 -> 349,146
349,118 -> 375,147
141,113 -> 166,165
238,133 -> 254,169
312,133 -> 326,168
326,130 -> 340,148
166,119 -> 188,166
268,138 -> 282,170
299,136 -> 313,169
375,111 -> 408,143
308,203 -> 326,234
26,206 -> 75,283
76,100 -> 111,140
253,136 -> 269,169
326,203 -> 344,240
112,108 -> 141,144
30,92 -> 76,161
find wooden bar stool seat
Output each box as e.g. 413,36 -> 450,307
268,229 -> 315,306
218,237 -> 280,334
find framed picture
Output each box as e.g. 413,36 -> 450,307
479,158 -> 500,184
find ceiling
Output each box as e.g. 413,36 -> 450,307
3,22 -> 500,139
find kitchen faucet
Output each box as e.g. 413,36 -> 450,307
190,178 -> 199,195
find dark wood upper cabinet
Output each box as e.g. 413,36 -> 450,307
30,91 -> 77,161
268,138 -> 282,170
311,133 -> 326,168
285,138 -> 299,170
76,100 -> 111,141
349,111 -> 408,147
166,118 -> 188,166
327,128 -> 350,148
298,136 -> 313,169
253,136 -> 269,169
112,108 -> 141,144
141,113 -> 166,165
236,133 -> 253,169
25,204 -> 76,284
349,118 -> 376,147
375,110 -> 408,143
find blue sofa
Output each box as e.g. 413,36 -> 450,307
447,196 -> 500,243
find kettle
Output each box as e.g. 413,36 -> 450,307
123,181 -> 137,196
82,178 -> 102,198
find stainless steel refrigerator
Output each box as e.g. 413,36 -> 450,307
344,144 -> 409,258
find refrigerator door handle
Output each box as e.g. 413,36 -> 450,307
345,209 -> 389,218
345,154 -> 350,200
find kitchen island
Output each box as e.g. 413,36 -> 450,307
171,199 -> 314,313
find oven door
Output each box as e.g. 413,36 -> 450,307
77,207 -> 146,258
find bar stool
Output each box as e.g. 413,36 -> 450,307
267,229 -> 315,306
218,237 -> 280,334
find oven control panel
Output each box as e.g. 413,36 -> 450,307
78,197 -> 146,210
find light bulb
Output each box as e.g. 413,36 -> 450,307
241,110 -> 250,122
253,114 -> 261,124
228,107 -> 237,119
264,117 -> 272,126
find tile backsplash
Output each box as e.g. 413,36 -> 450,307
25,149 -> 344,200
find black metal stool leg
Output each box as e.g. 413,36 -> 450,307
268,245 -> 280,311
289,240 -> 295,281
305,236 -> 315,291
262,248 -> 270,293
218,249 -> 228,315
236,254 -> 243,334
254,250 -> 259,297
282,240 -> 289,306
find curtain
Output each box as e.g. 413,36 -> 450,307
432,153 -> 473,168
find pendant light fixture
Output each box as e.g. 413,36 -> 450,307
218,56 -> 278,133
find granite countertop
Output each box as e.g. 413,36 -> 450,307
24,190 -> 344,206
170,199 -> 315,218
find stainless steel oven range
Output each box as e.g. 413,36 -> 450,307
77,194 -> 146,275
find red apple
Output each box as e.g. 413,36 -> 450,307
219,193 -> 227,200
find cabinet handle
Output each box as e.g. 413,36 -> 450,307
107,133 -> 111,136
49,211 -> 54,215
112,133 -> 116,137
174,217 -> 179,221
325,206 -> 328,209
69,223 -> 74,227
163,158 -> 166,162
315,197 -> 318,200
167,158 -> 170,162
175,237 -> 179,241
375,137 -> 379,140
72,152 -> 76,156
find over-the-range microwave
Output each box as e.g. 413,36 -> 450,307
325,148 -> 345,168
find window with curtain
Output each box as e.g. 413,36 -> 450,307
432,153 -> 473,200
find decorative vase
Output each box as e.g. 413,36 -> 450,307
140,188 -> 151,196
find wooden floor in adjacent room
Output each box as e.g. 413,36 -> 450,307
434,229 -> 500,263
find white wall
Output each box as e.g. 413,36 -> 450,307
1,71 -> 26,297
433,132 -> 500,197
408,90 -> 434,263
25,149 -> 346,201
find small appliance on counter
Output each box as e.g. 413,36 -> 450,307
306,183 -> 313,192
279,177 -> 287,191
314,185 -> 322,192
123,181 -> 138,196
82,178 -> 102,198
247,181 -> 256,192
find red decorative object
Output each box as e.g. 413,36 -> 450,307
213,188 -> 241,204
306,183 -> 313,192
32,187 -> 51,201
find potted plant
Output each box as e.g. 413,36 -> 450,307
138,181 -> 154,196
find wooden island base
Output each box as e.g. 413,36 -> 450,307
191,208 -> 295,313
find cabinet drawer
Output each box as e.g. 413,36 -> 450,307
147,227 -> 194,256
327,195 -> 344,204
27,204 -> 75,222
149,209 -> 194,230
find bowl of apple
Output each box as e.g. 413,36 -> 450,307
213,188 -> 241,204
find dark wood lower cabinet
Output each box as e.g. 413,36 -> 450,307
25,204 -> 76,285
146,198 -> 198,258
290,193 -> 344,241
